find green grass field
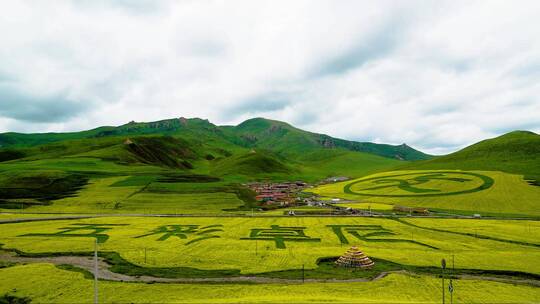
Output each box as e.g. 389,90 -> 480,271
311,170 -> 540,216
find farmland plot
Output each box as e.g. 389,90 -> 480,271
0,216 -> 538,274
311,170 -> 540,216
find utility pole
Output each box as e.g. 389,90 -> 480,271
441,258 -> 446,304
144,248 -> 147,264
94,239 -> 98,304
302,264 -> 305,283
449,254 -> 455,304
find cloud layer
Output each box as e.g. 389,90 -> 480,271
0,0 -> 539,154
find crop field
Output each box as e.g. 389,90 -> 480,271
9,169 -> 539,217
121,192 -> 244,214
404,218 -> 540,244
1,263 -> 539,303
0,176 -> 248,214
0,216 -> 538,275
311,170 -> 540,216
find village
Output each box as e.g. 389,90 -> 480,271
245,181 -> 311,206
245,177 -> 431,216
245,178 -> 360,215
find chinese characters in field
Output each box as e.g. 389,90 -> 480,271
20,223 -> 128,243
19,222 -> 435,249
241,225 -> 321,248
135,224 -> 224,245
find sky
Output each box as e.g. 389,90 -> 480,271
0,0 -> 539,154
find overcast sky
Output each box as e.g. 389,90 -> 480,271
0,0 -> 539,154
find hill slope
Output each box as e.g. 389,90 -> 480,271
0,117 -> 430,161
224,118 -> 431,161
211,150 -> 295,177
402,131 -> 540,182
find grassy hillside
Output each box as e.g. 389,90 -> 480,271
211,150 -> 295,177
402,131 -> 540,182
0,118 -> 219,148
225,117 -> 431,161
0,116 -> 412,185
0,131 -> 405,212
2,120 -> 538,216
0,117 -> 431,161
296,149 -> 403,179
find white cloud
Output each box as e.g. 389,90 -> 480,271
0,0 -> 538,154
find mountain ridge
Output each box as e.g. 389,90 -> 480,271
0,116 -> 431,161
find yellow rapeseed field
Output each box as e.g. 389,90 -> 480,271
311,170 -> 540,216
1,216 -> 538,274
1,263 -> 539,303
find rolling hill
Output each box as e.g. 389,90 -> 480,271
0,117 -> 430,183
401,131 -> 540,183
0,118 -> 538,216
223,118 -> 430,161
0,117 -> 430,161
2,118 -> 538,184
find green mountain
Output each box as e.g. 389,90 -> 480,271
0,117 -> 430,161
0,117 -> 431,182
1,118 -> 538,212
223,118 -> 430,161
0,117 -> 425,208
4,118 -> 538,185
402,130 -> 540,182
0,118 -> 220,148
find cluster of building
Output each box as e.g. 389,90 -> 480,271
392,205 -> 429,215
247,181 -> 307,205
